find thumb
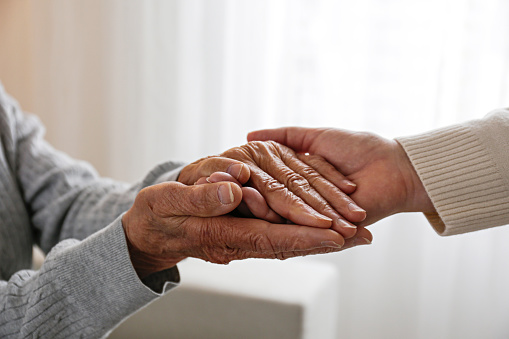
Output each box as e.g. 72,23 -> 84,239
146,181 -> 243,218
247,127 -> 315,153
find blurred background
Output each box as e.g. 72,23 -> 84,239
2,0 -> 509,338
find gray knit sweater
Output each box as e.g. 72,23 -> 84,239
0,84 -> 182,338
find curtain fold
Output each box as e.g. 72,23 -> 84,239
3,0 -> 509,338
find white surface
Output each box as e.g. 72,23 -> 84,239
109,258 -> 339,339
178,258 -> 337,304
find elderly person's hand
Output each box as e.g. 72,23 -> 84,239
178,141 -> 367,239
248,127 -> 435,226
122,181 -> 373,279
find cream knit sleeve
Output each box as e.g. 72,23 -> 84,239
396,109 -> 509,236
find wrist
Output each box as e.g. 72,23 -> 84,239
121,213 -> 180,279
393,140 -> 435,214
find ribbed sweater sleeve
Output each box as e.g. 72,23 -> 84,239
396,109 -> 509,236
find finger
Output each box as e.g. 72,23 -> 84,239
238,227 -> 372,261
227,245 -> 344,261
247,226 -> 372,259
222,141 -> 334,228
247,127 -> 321,153
145,181 -> 243,218
195,177 -> 209,185
341,227 -> 373,250
204,172 -> 242,186
235,200 -> 256,218
225,142 -> 334,228
241,187 -> 285,223
179,157 -> 251,185
271,145 -> 365,236
288,153 -> 367,223
196,173 -> 285,223
188,216 -> 346,264
248,165 -> 334,228
243,141 -> 358,236
297,153 -> 357,194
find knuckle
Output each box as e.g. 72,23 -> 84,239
246,140 -> 281,160
138,185 -> 171,217
244,141 -> 265,161
135,186 -> 151,206
223,246 -> 241,257
265,179 -> 287,193
284,172 -> 309,189
262,208 -> 279,222
138,185 -> 158,203
171,184 -> 221,216
201,247 -> 232,265
301,169 -> 322,185
250,233 -> 274,253
246,140 -> 266,149
312,198 -> 333,214
275,252 -> 291,260
184,156 -> 215,181
195,220 -> 236,264
222,146 -> 249,161
265,181 -> 305,208
197,220 -> 222,245
263,140 -> 280,150
283,174 -> 313,200
188,187 -> 212,209
337,194 -> 354,208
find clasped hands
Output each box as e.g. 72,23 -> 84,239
123,127 -> 435,279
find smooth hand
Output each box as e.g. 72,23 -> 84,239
122,181 -> 371,279
248,128 -> 435,226
178,141 -> 367,238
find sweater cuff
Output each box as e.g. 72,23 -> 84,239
396,111 -> 509,235
47,216 -> 179,336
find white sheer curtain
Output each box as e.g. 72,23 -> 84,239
6,0 -> 509,338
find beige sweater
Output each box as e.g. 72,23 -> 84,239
397,109 -> 509,236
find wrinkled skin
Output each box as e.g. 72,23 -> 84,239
122,181 -> 372,279
248,128 -> 435,226
179,141 -> 367,238
122,140 -> 375,279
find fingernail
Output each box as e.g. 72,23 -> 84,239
321,241 -> 342,249
348,203 -> 365,213
315,213 -> 333,223
206,177 -> 212,183
345,180 -> 356,188
357,237 -> 372,245
227,163 -> 245,180
218,183 -> 234,204
338,219 -> 357,229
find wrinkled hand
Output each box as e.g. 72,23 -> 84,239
122,181 -> 372,279
178,141 -> 367,238
248,128 -> 435,226
194,171 -> 285,224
